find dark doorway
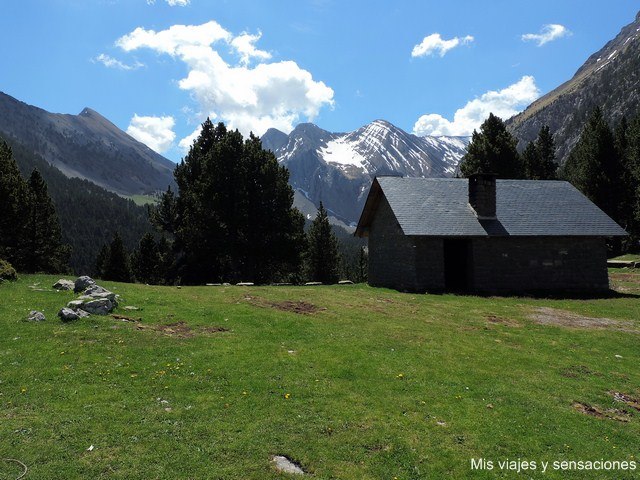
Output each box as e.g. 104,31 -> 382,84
444,239 -> 471,291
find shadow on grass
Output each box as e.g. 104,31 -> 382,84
420,289 -> 640,300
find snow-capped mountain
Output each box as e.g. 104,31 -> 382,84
262,119 -> 469,226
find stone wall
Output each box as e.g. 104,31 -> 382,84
368,195 -> 445,292
470,236 -> 609,293
368,196 -> 415,291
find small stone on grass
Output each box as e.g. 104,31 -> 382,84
271,455 -> 305,475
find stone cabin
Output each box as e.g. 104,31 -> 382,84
355,174 -> 627,294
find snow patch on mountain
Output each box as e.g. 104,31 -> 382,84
319,137 -> 367,168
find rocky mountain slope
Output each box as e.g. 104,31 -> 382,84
262,120 -> 468,226
508,10 -> 640,161
0,91 -> 176,195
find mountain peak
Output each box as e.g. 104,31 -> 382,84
368,119 -> 395,129
79,107 -> 100,117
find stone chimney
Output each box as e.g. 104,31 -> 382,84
468,173 -> 497,219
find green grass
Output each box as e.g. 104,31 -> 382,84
1,273 -> 639,479
610,254 -> 640,263
124,194 -> 158,206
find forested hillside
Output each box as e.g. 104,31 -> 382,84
3,137 -> 152,274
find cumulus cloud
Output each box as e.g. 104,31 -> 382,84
522,24 -> 571,46
93,53 -> 143,71
230,31 -> 272,65
411,33 -> 474,58
413,76 -> 540,137
116,21 -> 334,145
127,114 -> 176,153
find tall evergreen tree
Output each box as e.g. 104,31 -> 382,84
131,232 -> 160,284
95,244 -> 109,278
242,134 -> 306,283
156,235 -> 174,284
156,119 -> 305,284
149,185 -> 177,234
620,113 -> 640,250
306,202 -> 341,284
0,140 -> 30,267
102,232 -> 133,283
523,126 -> 557,180
561,107 -> 625,223
459,113 -> 523,179
23,169 -> 70,273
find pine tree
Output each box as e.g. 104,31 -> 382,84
150,186 -> 177,234
156,235 -> 174,284
23,169 -> 70,273
95,244 -> 109,278
306,202 -> 340,284
620,113 -> 640,250
561,107 -> 625,223
522,126 -> 557,180
0,140 -> 30,268
102,232 -> 133,282
158,119 -> 305,284
131,232 -> 160,284
459,113 -> 523,179
242,134 -> 305,283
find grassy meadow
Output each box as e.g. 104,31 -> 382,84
1,271 -> 639,479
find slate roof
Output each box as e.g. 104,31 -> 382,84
355,177 -> 627,237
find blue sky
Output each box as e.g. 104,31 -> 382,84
1,0 -> 638,161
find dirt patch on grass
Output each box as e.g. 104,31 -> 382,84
561,365 -> 601,378
486,315 -> 521,327
135,321 -> 230,338
530,307 -> 638,332
609,271 -> 640,293
611,273 -> 640,281
245,295 -> 323,315
610,391 -> 640,412
572,402 -> 630,422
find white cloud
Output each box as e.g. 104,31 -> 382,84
127,114 -> 176,153
116,21 -> 334,144
93,53 -> 143,71
522,24 -> 571,46
147,0 -> 190,6
411,33 -> 474,58
413,76 -> 540,137
230,31 -> 272,65
117,21 -> 231,56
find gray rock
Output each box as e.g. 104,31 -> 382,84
27,310 -> 46,322
338,280 -> 354,285
271,456 -> 305,475
53,279 -> 74,291
87,291 -> 118,304
67,300 -> 85,310
77,309 -> 90,318
304,282 -> 323,286
58,307 -> 79,322
82,298 -> 114,315
74,276 -> 95,293
236,282 -> 255,286
84,284 -> 110,296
